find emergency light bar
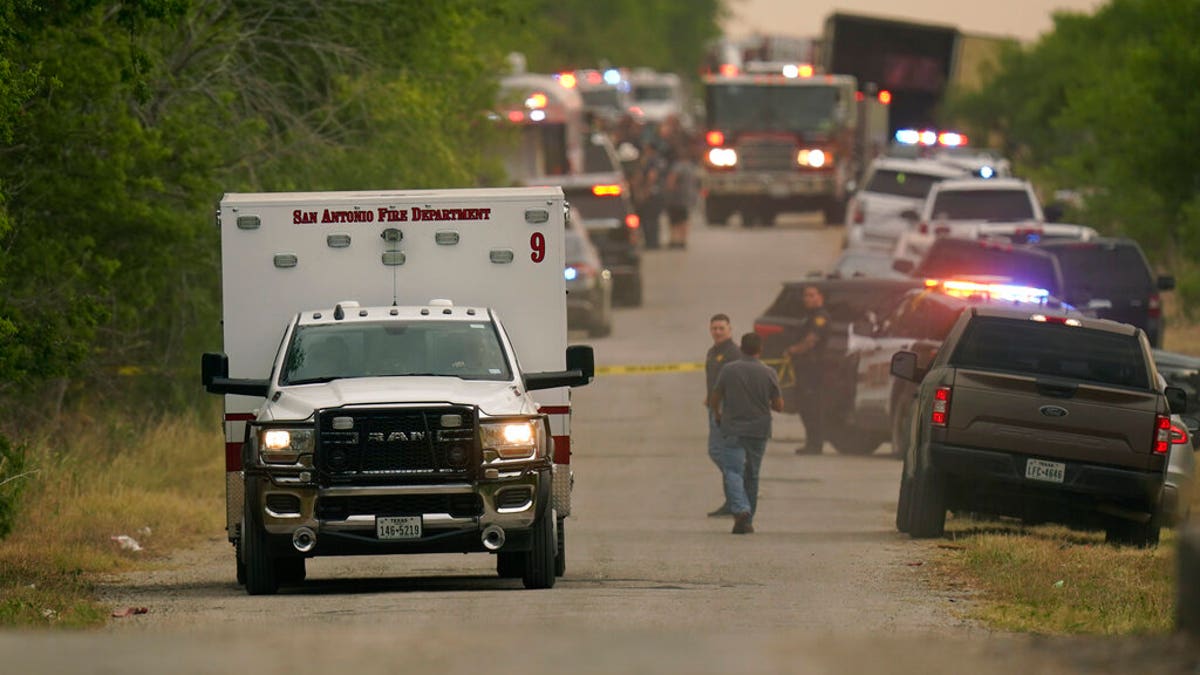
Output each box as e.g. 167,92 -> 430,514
925,278 -> 1051,304
895,129 -> 969,147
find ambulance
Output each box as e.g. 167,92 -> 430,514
201,187 -> 593,595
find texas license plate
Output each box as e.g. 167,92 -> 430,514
376,516 -> 422,540
1025,458 -> 1066,484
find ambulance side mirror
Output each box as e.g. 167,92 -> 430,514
524,345 -> 595,390
201,352 -> 270,397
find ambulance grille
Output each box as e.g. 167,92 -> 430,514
314,406 -> 477,486
316,494 -> 483,519
737,139 -> 798,171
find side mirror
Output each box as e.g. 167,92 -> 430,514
892,258 -> 915,275
200,352 -> 270,397
899,209 -> 919,222
1043,203 -> 1065,223
566,344 -> 595,381
1166,385 -> 1188,415
890,350 -> 923,383
1158,275 -> 1176,291
525,345 -> 595,391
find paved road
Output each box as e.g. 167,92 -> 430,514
3,215 -> 1138,673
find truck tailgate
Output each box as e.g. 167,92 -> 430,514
945,369 -> 1161,470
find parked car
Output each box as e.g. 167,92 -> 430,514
1155,349 -> 1200,415
1038,237 -> 1174,347
753,277 -> 925,435
829,249 -> 908,280
845,278 -> 1073,457
899,237 -> 1066,300
845,157 -> 967,251
894,177 -> 1044,262
893,305 -> 1188,546
564,208 -> 613,337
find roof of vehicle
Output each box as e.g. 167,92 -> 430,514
966,304 -> 1139,336
932,176 -> 1032,192
907,278 -> 1073,311
867,156 -> 968,178
537,172 -> 626,190
296,301 -> 492,326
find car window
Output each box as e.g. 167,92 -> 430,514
564,188 -> 627,221
1047,243 -> 1153,292
950,317 -> 1150,390
930,189 -> 1035,221
864,170 -> 945,199
583,141 -> 618,174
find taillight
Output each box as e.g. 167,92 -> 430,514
592,184 -> 622,197
625,213 -> 640,229
754,322 -> 785,338
1153,414 -> 1171,454
1170,422 -> 1189,445
852,201 -> 864,224
918,222 -> 929,234
931,386 -> 951,427
1148,294 -> 1161,319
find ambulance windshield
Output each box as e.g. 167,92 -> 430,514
281,320 -> 512,385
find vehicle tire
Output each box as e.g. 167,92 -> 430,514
705,199 -> 729,226
908,460 -> 947,539
823,200 -> 847,227
829,426 -> 882,455
616,277 -> 643,308
896,462 -> 913,533
760,210 -> 778,227
275,557 -> 306,586
496,551 -> 523,578
554,516 -> 566,578
522,510 -> 557,589
1105,513 -> 1162,548
241,510 -> 279,596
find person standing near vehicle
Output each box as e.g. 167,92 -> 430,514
664,139 -> 699,249
787,285 -> 831,455
705,314 -> 741,517
710,332 -> 784,535
632,141 -> 667,249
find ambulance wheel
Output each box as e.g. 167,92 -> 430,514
522,511 -> 556,589
242,494 -> 279,595
555,517 -> 566,577
496,552 -> 523,578
275,557 -> 306,586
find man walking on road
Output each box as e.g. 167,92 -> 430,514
705,314 -> 741,517
709,332 -> 784,534
787,285 -> 831,455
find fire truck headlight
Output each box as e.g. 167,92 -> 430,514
706,147 -> 737,167
480,421 -> 541,460
259,428 -> 314,464
798,149 -> 829,168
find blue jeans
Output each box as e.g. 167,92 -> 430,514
716,434 -> 768,520
708,411 -> 727,503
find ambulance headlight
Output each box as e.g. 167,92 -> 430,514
258,428 -> 314,464
480,420 -> 542,460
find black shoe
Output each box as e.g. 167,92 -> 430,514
794,446 -> 822,455
707,505 -> 733,517
732,512 -> 754,534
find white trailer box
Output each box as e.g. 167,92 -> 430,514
202,187 -> 592,594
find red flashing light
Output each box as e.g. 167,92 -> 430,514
705,130 -> 725,146
586,71 -> 603,85
855,91 -> 864,102
506,110 -> 525,123
719,63 -> 739,77
1154,414 -> 1171,454
592,184 -> 622,197
625,213 -> 640,229
878,90 -> 892,105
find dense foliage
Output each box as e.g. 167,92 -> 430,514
0,1 -> 724,433
944,0 -> 1200,307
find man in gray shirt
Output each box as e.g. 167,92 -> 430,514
709,332 -> 784,534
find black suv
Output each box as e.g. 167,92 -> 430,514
544,134 -> 643,306
897,237 -> 1065,298
753,277 -> 924,448
1038,238 -> 1174,347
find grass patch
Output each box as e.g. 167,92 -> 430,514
0,408 -> 224,628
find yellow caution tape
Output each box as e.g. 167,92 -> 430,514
596,358 -> 786,376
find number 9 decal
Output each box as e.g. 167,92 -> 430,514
530,232 -> 546,263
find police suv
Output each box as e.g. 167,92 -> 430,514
201,187 -> 593,594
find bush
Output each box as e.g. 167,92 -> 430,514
0,434 -> 28,539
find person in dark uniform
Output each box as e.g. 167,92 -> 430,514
786,285 -> 831,455
705,313 -> 741,516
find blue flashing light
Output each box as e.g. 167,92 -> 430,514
895,129 -> 920,145
603,69 -> 621,85
979,165 -> 995,179
564,267 -> 578,281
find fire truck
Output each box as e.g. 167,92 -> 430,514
201,187 -> 593,595
495,73 -> 587,183
701,60 -> 890,226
